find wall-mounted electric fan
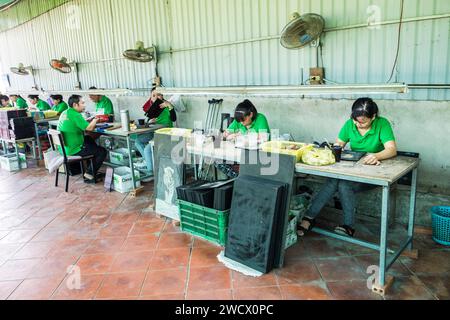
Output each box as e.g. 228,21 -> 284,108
123,41 -> 157,63
10,63 -> 31,76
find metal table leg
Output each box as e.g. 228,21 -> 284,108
127,136 -> 137,190
407,168 -> 418,250
374,185 -> 391,294
14,142 -> 21,171
34,122 -> 43,160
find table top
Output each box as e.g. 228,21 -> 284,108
187,141 -> 243,163
295,156 -> 420,186
35,117 -> 60,124
48,120 -> 164,137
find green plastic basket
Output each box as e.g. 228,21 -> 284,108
431,206 -> 450,246
178,200 -> 230,246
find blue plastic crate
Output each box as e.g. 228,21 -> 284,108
431,206 -> 450,246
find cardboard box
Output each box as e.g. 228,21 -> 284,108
113,167 -> 141,193
109,148 -> 136,166
0,153 -> 28,172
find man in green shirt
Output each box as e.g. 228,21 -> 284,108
224,99 -> 270,142
89,87 -> 114,117
50,95 -> 69,115
10,95 -> 28,109
58,95 -> 107,182
28,95 -> 51,111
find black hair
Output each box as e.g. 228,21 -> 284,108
89,86 -> 97,90
351,98 -> 379,120
68,95 -> 82,108
234,99 -> 258,123
50,95 -> 63,102
0,95 -> 9,102
28,95 -> 39,100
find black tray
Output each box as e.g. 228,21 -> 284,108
341,150 -> 367,162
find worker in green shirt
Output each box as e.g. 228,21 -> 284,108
135,87 -> 175,181
50,95 -> 69,115
224,99 -> 271,142
88,86 -> 114,117
10,94 -> 28,109
28,95 -> 51,111
0,95 -> 12,108
297,98 -> 398,238
58,95 -> 107,183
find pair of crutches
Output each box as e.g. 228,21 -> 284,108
197,99 -> 224,180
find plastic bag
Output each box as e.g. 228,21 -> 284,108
302,147 -> 336,166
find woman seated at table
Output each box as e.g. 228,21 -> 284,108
50,95 -> 69,115
298,97 -> 397,238
0,95 -> 12,108
223,99 -> 270,142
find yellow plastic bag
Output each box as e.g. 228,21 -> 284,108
302,148 -> 336,166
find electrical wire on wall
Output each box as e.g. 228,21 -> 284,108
387,0 -> 405,83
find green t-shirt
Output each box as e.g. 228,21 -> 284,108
36,99 -> 51,111
53,101 -> 69,114
16,97 -> 28,109
95,96 -> 114,115
338,117 -> 396,153
227,113 -> 270,135
57,108 -> 89,156
156,108 -> 173,128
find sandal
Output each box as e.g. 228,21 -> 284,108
334,225 -> 356,238
297,217 -> 316,237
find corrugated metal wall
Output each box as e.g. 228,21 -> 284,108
0,0 -> 449,100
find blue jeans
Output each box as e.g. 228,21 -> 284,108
305,179 -> 376,227
134,132 -> 155,175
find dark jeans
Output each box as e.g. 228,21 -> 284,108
305,179 -> 377,227
76,136 -> 107,175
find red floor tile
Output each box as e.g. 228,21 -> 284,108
30,228 -> 69,243
186,289 -> 232,300
314,257 -> 366,282
99,223 -> 134,238
162,219 -> 182,233
0,281 -> 21,300
47,239 -> 92,258
157,233 -> 193,249
139,294 -> 185,300
8,277 -> 62,300
129,219 -> 165,236
52,274 -> 104,300
280,282 -> 334,300
303,238 -> 350,259
150,248 -> 190,271
95,271 -> 147,299
0,258 -> 43,281
233,286 -> 282,300
141,268 -> 188,296
16,216 -> 55,230
417,274 -> 450,300
85,237 -> 126,255
108,213 -> 140,225
327,280 -> 382,300
232,271 -> 278,289
121,234 -> 159,253
384,276 -> 436,300
354,254 -> 412,278
401,250 -> 450,275
76,254 -> 115,275
188,266 -> 231,292
28,256 -> 79,279
13,242 -> 55,259
275,259 -> 322,285
190,246 -> 222,268
110,251 -> 154,273
0,229 -> 40,244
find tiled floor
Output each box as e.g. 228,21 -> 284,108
0,166 -> 449,300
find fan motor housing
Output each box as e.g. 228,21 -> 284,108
309,67 -> 325,85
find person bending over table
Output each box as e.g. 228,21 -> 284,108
223,99 -> 270,142
135,87 -> 175,182
58,95 -> 107,183
10,94 -> 28,109
298,97 -> 398,238
89,86 -> 115,118
0,95 -> 12,108
50,95 -> 69,115
28,95 -> 51,111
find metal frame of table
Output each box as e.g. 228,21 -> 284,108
0,137 -> 38,171
295,157 -> 420,295
34,117 -> 60,160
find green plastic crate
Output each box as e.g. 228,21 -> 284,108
178,199 -> 230,246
